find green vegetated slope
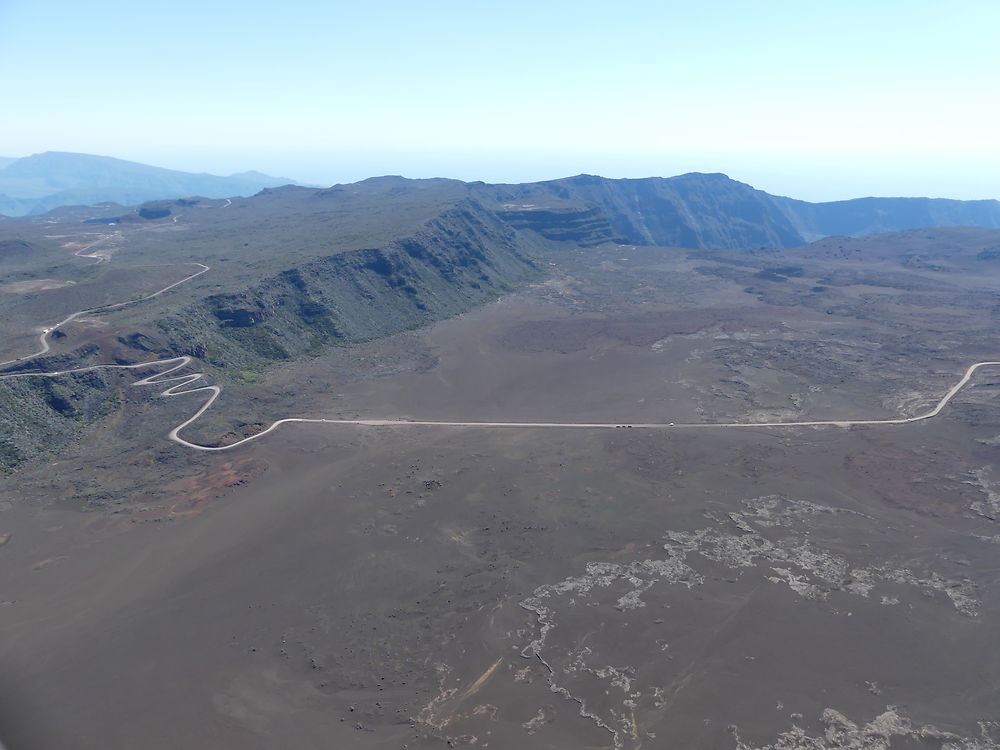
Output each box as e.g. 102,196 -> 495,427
0,239 -> 68,271
0,188 -> 549,469
0,365 -> 120,473
151,201 -> 540,371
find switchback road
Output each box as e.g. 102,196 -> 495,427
2,355 -> 998,452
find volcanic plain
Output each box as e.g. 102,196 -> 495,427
1,191 -> 1000,749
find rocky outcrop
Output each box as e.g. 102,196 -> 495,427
495,204 -> 625,247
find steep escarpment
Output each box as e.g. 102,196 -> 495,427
150,200 -> 539,370
493,203 -> 625,247
492,173 -> 805,249
0,199 -> 540,470
490,173 -> 1000,250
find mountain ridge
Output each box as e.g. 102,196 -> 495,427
2,153 -> 999,249
485,172 -> 1000,249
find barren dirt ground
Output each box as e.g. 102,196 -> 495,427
3,235 -> 1000,748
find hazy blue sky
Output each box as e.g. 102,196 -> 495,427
2,0 -> 998,200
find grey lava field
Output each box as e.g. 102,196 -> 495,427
2,174 -> 1000,749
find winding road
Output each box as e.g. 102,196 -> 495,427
1,237 -> 998,451
3,348 -> 998,453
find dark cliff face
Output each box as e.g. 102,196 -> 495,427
152,201 -> 539,369
494,204 -> 625,247
491,173 -> 805,250
489,174 -> 1000,250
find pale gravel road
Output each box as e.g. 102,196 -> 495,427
0,262 -> 209,369
3,354 -> 999,452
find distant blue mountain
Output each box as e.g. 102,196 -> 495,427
0,151 -> 300,216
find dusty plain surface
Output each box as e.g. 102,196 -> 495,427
4,230 -> 1000,748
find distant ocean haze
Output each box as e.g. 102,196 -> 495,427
0,151 -> 300,217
